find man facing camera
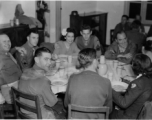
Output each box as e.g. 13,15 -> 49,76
18,47 -> 57,119
75,25 -> 103,57
105,31 -> 136,64
113,15 -> 131,39
15,28 -> 39,70
0,34 -> 22,104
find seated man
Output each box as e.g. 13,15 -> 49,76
75,25 -> 103,57
126,20 -> 145,52
15,28 -> 39,70
64,48 -> 112,119
0,34 -> 22,104
135,14 -> 145,33
18,47 -> 57,119
113,15 -> 131,39
105,31 -> 136,64
142,38 -> 152,61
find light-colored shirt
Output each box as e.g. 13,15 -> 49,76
54,41 -> 80,56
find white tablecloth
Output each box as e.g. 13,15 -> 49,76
104,60 -> 135,91
46,66 -> 80,94
105,60 -> 135,82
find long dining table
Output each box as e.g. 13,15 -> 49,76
46,56 -> 136,94
46,56 -> 80,94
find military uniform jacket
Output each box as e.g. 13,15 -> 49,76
18,64 -> 57,119
112,75 -> 152,119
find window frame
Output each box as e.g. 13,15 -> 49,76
124,1 -> 152,25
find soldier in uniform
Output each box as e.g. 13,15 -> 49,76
110,54 -> 152,119
105,31 -> 136,64
19,47 -> 57,119
15,28 -> 39,70
75,25 -> 103,57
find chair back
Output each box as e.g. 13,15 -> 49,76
137,101 -> 152,119
0,103 -> 15,119
11,87 -> 42,119
68,104 -> 109,119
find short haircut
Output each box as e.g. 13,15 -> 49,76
76,48 -> 96,69
34,47 -> 52,58
122,15 -> 129,20
131,20 -> 141,29
27,28 -> 39,36
144,40 -> 152,51
80,24 -> 92,32
61,28 -> 76,41
132,54 -> 152,76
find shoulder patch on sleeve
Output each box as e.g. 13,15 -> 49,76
131,83 -> 136,88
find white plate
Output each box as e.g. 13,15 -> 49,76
51,76 -> 68,86
51,80 -> 68,86
111,81 -> 128,92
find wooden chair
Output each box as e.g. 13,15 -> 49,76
0,103 -> 15,119
11,87 -> 42,119
68,104 -> 109,119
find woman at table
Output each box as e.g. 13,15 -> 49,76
64,48 -> 112,119
142,37 -> 152,61
53,28 -> 80,58
110,54 -> 152,119
105,31 -> 137,64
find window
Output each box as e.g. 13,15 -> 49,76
124,1 -> 152,25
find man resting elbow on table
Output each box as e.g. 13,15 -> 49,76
105,31 -> 137,64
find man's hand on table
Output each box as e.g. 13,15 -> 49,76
117,53 -> 132,59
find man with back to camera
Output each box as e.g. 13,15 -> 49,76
18,47 -> 58,119
15,28 -> 39,70
75,25 -> 103,57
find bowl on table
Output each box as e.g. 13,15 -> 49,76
111,81 -> 128,92
51,77 -> 68,86
51,78 -> 68,94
